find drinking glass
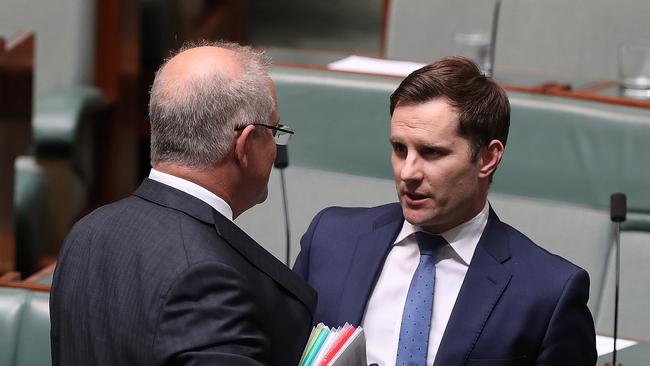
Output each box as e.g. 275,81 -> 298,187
618,40 -> 650,99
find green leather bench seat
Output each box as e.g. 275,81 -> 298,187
270,67 -> 397,178
236,66 -> 650,338
495,93 -> 650,216
268,67 -> 650,216
0,287 -> 51,366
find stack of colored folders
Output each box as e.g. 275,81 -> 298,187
298,323 -> 366,366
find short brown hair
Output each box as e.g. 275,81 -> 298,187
389,56 -> 510,160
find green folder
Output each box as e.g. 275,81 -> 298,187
302,326 -> 331,366
300,324 -> 325,366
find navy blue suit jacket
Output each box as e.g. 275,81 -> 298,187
51,179 -> 316,365
294,203 -> 596,366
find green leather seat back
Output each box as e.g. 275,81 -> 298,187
15,291 -> 51,366
0,288 -> 27,366
270,67 -> 398,178
270,67 -> 650,216
495,93 -> 650,215
14,157 -> 48,273
0,287 -> 51,366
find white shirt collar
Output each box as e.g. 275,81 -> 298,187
148,168 -> 234,221
393,201 -> 490,265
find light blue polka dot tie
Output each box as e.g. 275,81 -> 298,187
396,232 -> 447,366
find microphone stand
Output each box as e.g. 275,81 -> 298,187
486,0 -> 502,77
613,221 -> 620,366
274,145 -> 291,266
609,193 -> 627,366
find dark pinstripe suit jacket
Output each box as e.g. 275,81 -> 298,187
51,179 -> 316,365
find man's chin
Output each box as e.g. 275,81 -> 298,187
400,205 -> 435,227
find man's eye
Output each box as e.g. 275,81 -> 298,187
392,142 -> 406,154
421,147 -> 441,157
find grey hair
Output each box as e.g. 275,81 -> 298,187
148,41 -> 274,168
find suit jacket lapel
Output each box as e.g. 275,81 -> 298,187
434,208 -> 513,366
134,179 -> 317,316
212,210 -> 317,316
337,204 -> 404,326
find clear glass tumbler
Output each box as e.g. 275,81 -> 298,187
618,40 -> 650,99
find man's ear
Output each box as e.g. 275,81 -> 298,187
234,125 -> 256,168
478,139 -> 504,178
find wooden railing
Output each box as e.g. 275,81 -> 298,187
0,262 -> 54,293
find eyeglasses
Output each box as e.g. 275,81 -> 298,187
235,123 -> 294,145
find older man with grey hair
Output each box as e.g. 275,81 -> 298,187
50,42 -> 316,366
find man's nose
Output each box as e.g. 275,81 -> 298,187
400,153 -> 423,182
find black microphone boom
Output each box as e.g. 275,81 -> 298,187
609,193 -> 627,366
275,145 -> 291,266
610,193 -> 627,222
274,145 -> 288,169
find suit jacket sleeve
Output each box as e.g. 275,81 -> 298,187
153,261 -> 267,366
536,268 -> 597,365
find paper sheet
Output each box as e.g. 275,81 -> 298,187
327,55 -> 426,77
596,335 -> 637,356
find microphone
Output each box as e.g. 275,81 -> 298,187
609,193 -> 627,366
610,193 -> 626,223
486,0 -> 502,77
274,145 -> 288,169
274,145 -> 291,266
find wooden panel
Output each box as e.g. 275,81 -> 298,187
380,0 -> 390,57
0,32 -> 33,273
0,281 -> 50,293
93,0 -> 141,205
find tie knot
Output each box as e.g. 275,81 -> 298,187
414,232 -> 447,257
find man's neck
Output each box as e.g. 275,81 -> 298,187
152,162 -> 244,217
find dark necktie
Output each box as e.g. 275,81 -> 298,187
395,232 -> 448,366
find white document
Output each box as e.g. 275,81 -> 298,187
595,335 -> 637,356
312,327 -> 342,365
327,55 -> 426,77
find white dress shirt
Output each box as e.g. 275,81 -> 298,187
148,169 -> 233,221
362,202 -> 489,366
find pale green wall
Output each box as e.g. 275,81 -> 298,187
387,0 -> 650,81
0,0 -> 96,95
